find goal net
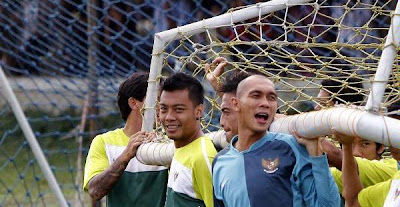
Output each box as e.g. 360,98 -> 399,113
138,0 -> 400,165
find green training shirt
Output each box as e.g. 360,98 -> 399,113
83,128 -> 168,207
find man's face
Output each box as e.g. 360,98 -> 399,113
314,89 -> 334,111
352,137 -> 382,160
159,89 -> 202,142
233,75 -> 278,134
220,93 -> 238,142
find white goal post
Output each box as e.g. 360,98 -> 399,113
138,0 -> 400,166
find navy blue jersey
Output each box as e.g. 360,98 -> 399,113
212,132 -> 340,207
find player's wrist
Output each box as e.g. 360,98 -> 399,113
121,149 -> 135,160
306,144 -> 322,157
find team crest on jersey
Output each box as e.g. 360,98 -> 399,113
262,157 -> 280,174
173,172 -> 179,181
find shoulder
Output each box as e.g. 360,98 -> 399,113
89,128 -> 126,150
176,137 -> 216,167
358,177 -> 393,207
357,157 -> 398,170
94,128 -> 123,141
330,167 -> 342,177
267,132 -> 297,146
212,146 -> 230,167
267,132 -> 303,151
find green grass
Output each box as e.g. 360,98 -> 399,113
0,108 -> 122,206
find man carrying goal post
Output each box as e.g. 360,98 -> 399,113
83,72 -> 168,207
206,61 -> 340,206
206,57 -> 400,207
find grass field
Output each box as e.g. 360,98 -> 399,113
0,107 -> 122,206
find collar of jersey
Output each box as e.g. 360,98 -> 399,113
230,132 -> 276,154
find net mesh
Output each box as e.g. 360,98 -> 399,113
153,0 -> 400,135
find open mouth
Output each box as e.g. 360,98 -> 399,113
255,113 -> 269,123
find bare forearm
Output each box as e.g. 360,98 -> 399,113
88,153 -> 130,200
306,144 -> 323,157
321,139 -> 342,169
304,138 -> 323,157
209,78 -> 223,98
341,145 -> 362,207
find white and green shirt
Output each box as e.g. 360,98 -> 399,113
83,128 -> 168,207
165,136 -> 217,207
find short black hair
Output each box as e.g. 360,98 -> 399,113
321,77 -> 364,105
117,72 -> 149,121
161,72 -> 204,106
220,72 -> 250,94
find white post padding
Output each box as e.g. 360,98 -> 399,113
365,1 -> 400,112
270,107 -> 400,147
136,131 -> 228,166
136,141 -> 175,166
0,66 -> 69,207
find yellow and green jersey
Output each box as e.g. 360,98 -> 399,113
165,136 -> 217,207
331,157 -> 398,194
358,171 -> 400,207
83,128 -> 168,207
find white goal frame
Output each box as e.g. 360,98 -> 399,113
138,0 -> 400,166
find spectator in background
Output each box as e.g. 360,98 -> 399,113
314,78 -> 364,111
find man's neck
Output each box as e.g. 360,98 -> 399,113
235,127 -> 266,152
123,113 -> 141,137
174,126 -> 204,148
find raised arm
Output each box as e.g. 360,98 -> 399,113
320,138 -> 342,169
87,131 -> 146,200
333,129 -> 362,207
292,131 -> 340,207
205,57 -> 228,98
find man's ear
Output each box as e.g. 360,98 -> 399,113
128,97 -> 138,110
377,144 -> 385,156
231,96 -> 239,112
195,104 -> 204,119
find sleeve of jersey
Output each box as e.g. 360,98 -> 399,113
212,156 -> 225,207
358,178 -> 391,207
293,151 -> 340,207
357,157 -> 397,188
193,139 -> 217,207
83,136 -> 109,190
